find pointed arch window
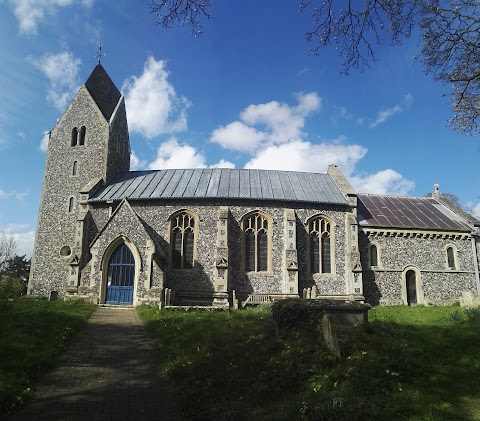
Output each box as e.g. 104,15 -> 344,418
242,211 -> 270,272
170,211 -> 197,270
308,216 -> 333,274
71,128 -> 78,146
79,126 -> 86,145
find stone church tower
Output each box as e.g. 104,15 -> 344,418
28,64 -> 130,297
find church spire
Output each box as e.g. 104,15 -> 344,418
84,62 -> 121,121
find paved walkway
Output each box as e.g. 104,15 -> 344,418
10,307 -> 181,421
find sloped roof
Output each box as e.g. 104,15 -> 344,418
84,64 -> 121,121
357,194 -> 473,232
89,198 -> 166,260
89,168 -> 349,205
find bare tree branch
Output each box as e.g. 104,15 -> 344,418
420,0 -> 480,134
0,229 -> 17,272
144,0 -> 480,135
145,0 -> 212,36
300,0 -> 420,74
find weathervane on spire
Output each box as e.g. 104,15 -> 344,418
96,43 -> 104,64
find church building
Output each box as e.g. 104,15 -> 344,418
28,64 -> 480,307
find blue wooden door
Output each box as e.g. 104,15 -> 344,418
106,243 -> 135,305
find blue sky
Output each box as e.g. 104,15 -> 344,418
1,0 -> 479,258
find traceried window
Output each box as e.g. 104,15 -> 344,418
446,246 -> 457,270
242,212 -> 270,272
170,211 -> 196,270
308,216 -> 332,274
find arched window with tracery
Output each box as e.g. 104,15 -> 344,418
242,211 -> 270,272
170,211 -> 196,270
308,216 -> 333,274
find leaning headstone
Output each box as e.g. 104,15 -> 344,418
164,288 -> 170,306
322,314 -> 341,358
232,290 -> 238,310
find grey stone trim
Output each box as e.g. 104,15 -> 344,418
283,208 -> 298,294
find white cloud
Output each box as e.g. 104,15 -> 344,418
148,138 -> 206,170
210,122 -> 266,152
0,188 -> 28,201
130,150 -> 147,171
369,105 -> 402,128
210,92 -> 321,150
210,159 -> 236,169
30,51 -> 81,110
4,0 -> 93,35
123,56 -> 190,139
351,169 -> 415,195
241,138 -> 414,195
471,203 -> 480,219
369,93 -> 414,128
14,230 -> 35,259
39,131 -> 49,152
331,106 -> 353,125
244,139 -> 366,176
240,92 -> 320,143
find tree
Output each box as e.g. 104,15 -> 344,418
0,229 -> 17,273
1,255 -> 31,287
145,0 -> 480,135
146,0 -> 212,36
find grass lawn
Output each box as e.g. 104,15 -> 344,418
138,304 -> 480,421
0,299 -> 95,415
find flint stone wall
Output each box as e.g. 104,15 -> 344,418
86,200 -> 352,300
359,231 -> 477,305
29,86 -> 130,298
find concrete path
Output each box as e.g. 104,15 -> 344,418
10,307 -> 181,421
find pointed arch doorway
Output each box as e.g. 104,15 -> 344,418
106,243 -> 135,305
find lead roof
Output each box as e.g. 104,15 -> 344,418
357,194 -> 472,232
89,168 -> 349,205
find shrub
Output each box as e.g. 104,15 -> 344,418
464,307 -> 480,321
0,276 -> 26,300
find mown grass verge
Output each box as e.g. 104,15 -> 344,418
0,299 -> 96,414
138,304 -> 480,420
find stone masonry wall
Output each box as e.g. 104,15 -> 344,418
80,201 -> 162,305
29,86 -> 129,297
359,230 -> 477,305
87,200 -> 353,301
